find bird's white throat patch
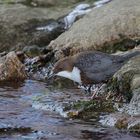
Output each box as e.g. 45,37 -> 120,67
56,67 -> 82,84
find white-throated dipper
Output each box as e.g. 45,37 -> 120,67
51,50 -> 140,97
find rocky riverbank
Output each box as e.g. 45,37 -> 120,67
0,0 -> 140,139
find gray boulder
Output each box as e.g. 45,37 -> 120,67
48,0 -> 140,59
108,54 -> 140,115
0,3 -> 71,51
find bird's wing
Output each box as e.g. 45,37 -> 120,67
75,51 -> 115,72
74,51 -> 122,83
85,63 -> 122,83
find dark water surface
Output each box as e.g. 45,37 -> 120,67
0,80 -> 139,140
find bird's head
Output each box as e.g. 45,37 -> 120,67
48,57 -> 74,79
48,55 -> 82,84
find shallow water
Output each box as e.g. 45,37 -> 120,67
0,80 -> 139,140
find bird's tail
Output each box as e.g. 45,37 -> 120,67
120,49 -> 140,61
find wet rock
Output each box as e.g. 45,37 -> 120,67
24,50 -> 55,81
94,51 -> 140,129
16,51 -> 26,63
108,54 -> 140,106
36,19 -> 62,32
67,99 -> 115,119
23,45 -> 42,57
0,3 -> 72,51
31,20 -> 65,47
34,3 -> 93,47
99,113 -> 119,127
0,51 -> 27,81
0,1 -> 110,52
0,127 -> 32,136
48,0 -> 140,59
99,113 -> 140,134
25,52 -> 53,69
99,54 -> 140,132
122,88 -> 140,116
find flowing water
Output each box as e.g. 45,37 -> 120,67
0,80 -> 139,140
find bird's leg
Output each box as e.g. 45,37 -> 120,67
90,87 -> 100,99
84,85 -> 92,94
90,84 -> 105,99
78,84 -> 92,94
87,85 -> 92,94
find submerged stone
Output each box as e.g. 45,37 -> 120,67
0,127 -> 32,135
32,87 -> 115,119
100,113 -> 140,134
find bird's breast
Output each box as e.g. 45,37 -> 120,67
71,67 -> 82,84
55,67 -> 82,84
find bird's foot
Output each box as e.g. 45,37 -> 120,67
79,83 -> 107,100
78,85 -> 92,94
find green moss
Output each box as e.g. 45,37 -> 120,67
69,100 -> 115,119
74,100 -> 115,112
107,70 -> 135,102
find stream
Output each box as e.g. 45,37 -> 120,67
0,80 -> 139,140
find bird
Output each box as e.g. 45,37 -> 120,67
50,50 -> 140,98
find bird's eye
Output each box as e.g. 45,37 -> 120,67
59,67 -> 63,71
